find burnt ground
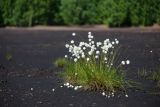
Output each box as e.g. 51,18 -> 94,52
0,28 -> 160,107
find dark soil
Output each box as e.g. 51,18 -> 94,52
0,28 -> 160,107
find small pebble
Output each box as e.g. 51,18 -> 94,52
78,86 -> 82,88
66,83 -> 69,86
69,103 -> 74,106
125,94 -> 128,97
74,86 -> 78,90
52,88 -> 55,92
31,88 -> 34,91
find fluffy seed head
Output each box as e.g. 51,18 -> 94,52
71,40 -> 74,44
96,51 -> 100,54
121,61 -> 125,65
65,55 -> 68,58
102,92 -> 105,96
72,32 -> 76,36
125,94 -> 128,97
95,55 -> 99,59
74,58 -> 78,62
65,44 -> 69,48
126,60 -> 130,64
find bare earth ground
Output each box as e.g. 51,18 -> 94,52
0,27 -> 160,107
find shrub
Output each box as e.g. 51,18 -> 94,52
0,7 -> 4,26
12,0 -> 61,26
97,0 -> 130,27
0,0 -> 61,26
1,0 -> 160,26
60,0 -> 99,25
0,0 -> 15,26
130,0 -> 160,26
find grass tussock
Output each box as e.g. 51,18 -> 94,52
54,58 -> 67,68
61,58 -> 127,92
138,68 -> 148,79
5,53 -> 12,61
151,66 -> 160,81
138,66 -> 160,92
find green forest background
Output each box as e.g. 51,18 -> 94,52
0,0 -> 160,27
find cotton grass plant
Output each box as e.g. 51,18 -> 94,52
56,32 -> 131,97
